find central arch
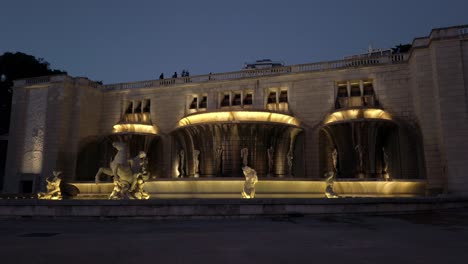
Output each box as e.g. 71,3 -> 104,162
172,110 -> 303,178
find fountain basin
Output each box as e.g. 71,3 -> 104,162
72,179 -> 427,199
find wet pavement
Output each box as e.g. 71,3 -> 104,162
1,208 -> 468,264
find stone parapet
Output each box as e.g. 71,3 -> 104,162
0,197 -> 467,219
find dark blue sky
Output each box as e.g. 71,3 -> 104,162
1,0 -> 467,84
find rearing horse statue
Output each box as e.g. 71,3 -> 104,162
95,142 -> 130,183
95,142 -> 150,199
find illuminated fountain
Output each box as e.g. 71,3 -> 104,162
320,85 -> 425,182
111,105 -> 159,160
75,100 -> 160,183
72,101 -> 426,199
322,108 -> 396,179
172,110 -> 303,178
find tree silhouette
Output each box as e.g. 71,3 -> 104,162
0,52 -> 66,134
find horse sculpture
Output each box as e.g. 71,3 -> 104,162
95,142 -> 129,183
95,142 -> 150,199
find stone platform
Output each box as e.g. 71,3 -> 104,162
1,197 -> 467,219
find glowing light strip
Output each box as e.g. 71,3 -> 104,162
324,108 -> 392,125
177,111 -> 301,127
113,124 -> 158,134
73,180 -> 426,198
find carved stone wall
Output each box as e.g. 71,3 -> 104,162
21,88 -> 47,174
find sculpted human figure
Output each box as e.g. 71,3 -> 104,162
38,170 -> 63,200
111,150 -> 150,200
324,171 -> 339,198
131,177 -> 150,200
241,166 -> 258,199
109,176 -> 125,199
109,169 -> 132,199
287,149 -> 293,176
215,146 -> 223,175
382,147 -> 391,181
325,148 -> 338,198
324,149 -> 339,198
179,150 -> 185,177
355,144 -> 363,172
130,151 -> 147,176
193,149 -> 200,177
382,147 -> 389,173
240,147 -> 249,167
94,143 -> 150,199
129,151 -> 150,199
267,146 -> 274,175
332,148 -> 338,172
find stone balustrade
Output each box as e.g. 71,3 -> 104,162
13,25 -> 468,91
102,53 -> 410,91
12,54 -> 410,90
27,76 -> 51,85
14,75 -> 93,87
15,76 -> 51,86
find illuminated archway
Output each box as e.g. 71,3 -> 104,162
172,110 -> 303,178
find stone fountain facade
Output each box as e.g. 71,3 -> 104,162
2,25 -> 468,196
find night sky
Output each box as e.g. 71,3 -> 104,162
1,0 -> 467,84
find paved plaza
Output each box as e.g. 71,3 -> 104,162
1,208 -> 468,264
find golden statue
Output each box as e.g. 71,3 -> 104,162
37,170 -> 63,200
241,166 -> 258,199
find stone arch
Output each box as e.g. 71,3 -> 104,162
319,112 -> 425,180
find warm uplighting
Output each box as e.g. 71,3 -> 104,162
21,89 -> 47,174
73,180 -> 426,199
21,150 -> 43,174
363,109 -> 391,119
333,181 -> 426,196
113,124 -> 158,134
177,111 -> 301,127
324,108 -> 392,124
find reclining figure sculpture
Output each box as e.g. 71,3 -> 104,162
38,170 -> 63,200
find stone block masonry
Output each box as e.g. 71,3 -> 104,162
2,25 -> 468,196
